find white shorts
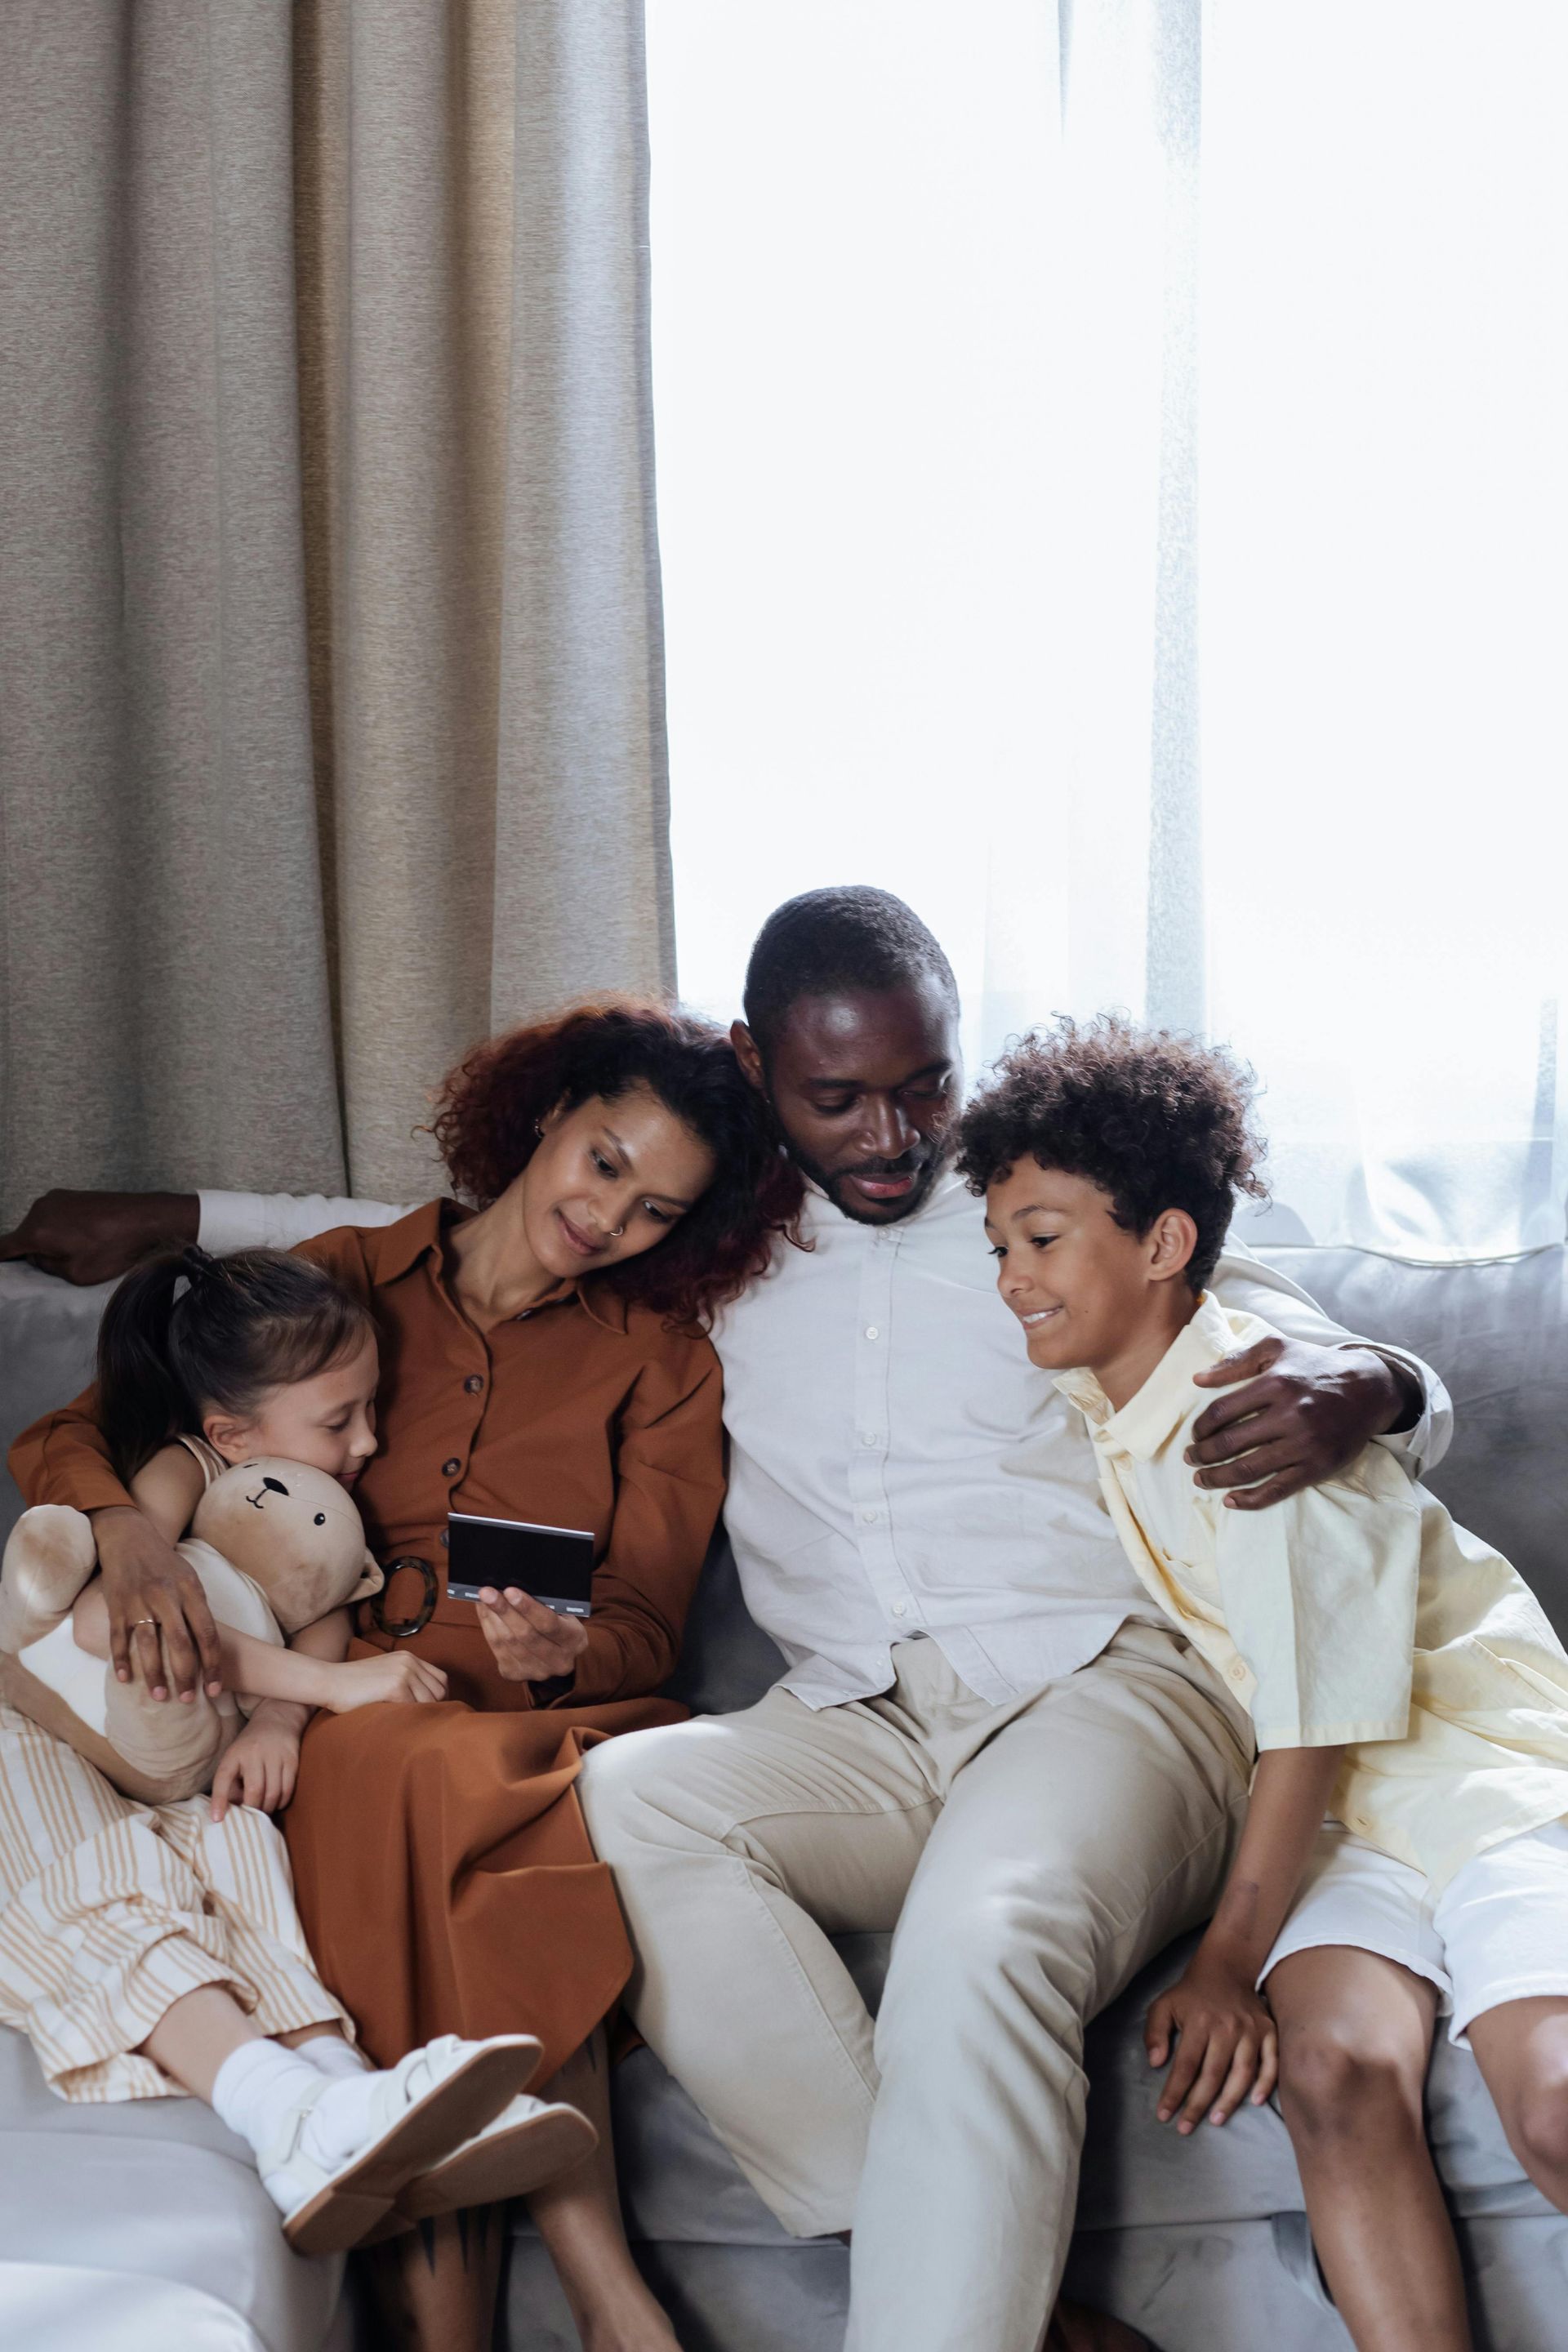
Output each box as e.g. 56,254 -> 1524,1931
1262,1817 -> 1568,2046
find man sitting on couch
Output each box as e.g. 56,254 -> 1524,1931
1,887 -> 1448,2352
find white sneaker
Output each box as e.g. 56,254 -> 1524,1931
264,2033 -> 541,2256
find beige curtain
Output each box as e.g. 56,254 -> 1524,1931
0,0 -> 672,1223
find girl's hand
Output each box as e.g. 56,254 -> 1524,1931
210,1711 -> 301,1822
323,1651 -> 448,1712
475,1588 -> 590,1684
90,1505 -> 223,1703
1146,1949 -> 1278,2133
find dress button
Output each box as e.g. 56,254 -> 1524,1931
464,1374 -> 483,1394
443,1457 -> 461,1479
865,1325 -> 880,1340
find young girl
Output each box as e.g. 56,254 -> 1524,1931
0,1243 -> 594,2256
73,1243 -> 448,1807
959,1016 -> 1568,2352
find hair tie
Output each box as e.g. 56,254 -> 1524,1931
180,1245 -> 220,1286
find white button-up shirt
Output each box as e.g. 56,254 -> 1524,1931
709,1172 -> 1450,1709
201,1177 -> 1450,1712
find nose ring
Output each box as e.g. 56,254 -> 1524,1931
608,1223 -> 626,1240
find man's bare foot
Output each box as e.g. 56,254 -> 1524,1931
1045,2299 -> 1160,2352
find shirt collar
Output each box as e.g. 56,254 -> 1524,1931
1054,1291 -> 1232,1460
371,1198 -> 628,1332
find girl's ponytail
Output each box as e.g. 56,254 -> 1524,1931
94,1245 -> 373,1485
95,1249 -> 201,1481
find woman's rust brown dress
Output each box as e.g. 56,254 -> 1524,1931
13,1203 -> 724,2078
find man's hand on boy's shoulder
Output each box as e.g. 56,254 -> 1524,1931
0,1188 -> 198,1285
1185,1334 -> 1420,1511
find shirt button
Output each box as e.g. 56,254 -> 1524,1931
443,1457 -> 461,1479
860,1431 -> 879,1446
890,1601 -> 908,1618
861,1508 -> 879,1524
865,1325 -> 880,1340
464,1374 -> 483,1394
1228,1660 -> 1247,1682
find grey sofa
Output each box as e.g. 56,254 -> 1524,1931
3,1242 -> 1568,2350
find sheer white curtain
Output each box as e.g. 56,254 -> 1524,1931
648,0 -> 1568,1260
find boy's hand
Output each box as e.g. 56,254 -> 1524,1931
210,1712 -> 301,1822
323,1650 -> 447,1712
1146,1949 -> 1278,2132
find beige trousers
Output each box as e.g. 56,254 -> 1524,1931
580,1624 -> 1252,2352
0,1702 -> 350,2101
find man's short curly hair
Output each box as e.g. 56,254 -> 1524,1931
956,1014 -> 1267,1290
742,887 -> 958,1059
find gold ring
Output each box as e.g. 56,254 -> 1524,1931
131,1617 -> 158,1628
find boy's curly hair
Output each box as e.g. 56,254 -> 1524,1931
956,1014 -> 1267,1290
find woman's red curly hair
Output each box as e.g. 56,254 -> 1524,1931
429,1000 -> 802,1327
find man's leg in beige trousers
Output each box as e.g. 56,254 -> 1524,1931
581,1628 -> 1250,2352
579,1680 -> 949,2233
843,1627 -> 1249,2352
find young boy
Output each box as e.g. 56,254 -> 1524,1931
956,1015 -> 1568,2352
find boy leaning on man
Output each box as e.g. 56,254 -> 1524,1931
958,1015 -> 1568,2352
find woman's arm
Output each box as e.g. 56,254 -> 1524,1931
127,1444 -> 207,1545
1146,1744 -> 1344,2133
11,1395 -> 224,1700
475,1332 -> 726,1705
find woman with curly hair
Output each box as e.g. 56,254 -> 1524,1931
11,999 -> 800,2352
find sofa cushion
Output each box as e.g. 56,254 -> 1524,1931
0,2027 -> 346,2352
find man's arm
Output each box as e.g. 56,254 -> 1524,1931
0,1187 -> 410,1286
1197,1242 -> 1452,1508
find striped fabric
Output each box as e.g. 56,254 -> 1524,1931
0,1704 -> 351,2102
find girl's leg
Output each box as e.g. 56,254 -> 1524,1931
140,1981 -> 270,2096
1464,1996 -> 1568,2209
1268,1947 -> 1471,2352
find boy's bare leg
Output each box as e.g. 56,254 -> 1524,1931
1466,1995 -> 1568,2210
1268,1948 -> 1470,2352
526,2025 -> 680,2352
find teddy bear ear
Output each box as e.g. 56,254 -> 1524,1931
346,1551 -> 385,1604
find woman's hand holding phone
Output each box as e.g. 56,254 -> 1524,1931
477,1587 -> 590,1684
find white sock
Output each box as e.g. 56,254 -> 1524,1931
295,2033 -> 370,2082
211,2038 -> 322,2159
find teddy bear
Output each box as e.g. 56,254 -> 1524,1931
0,1459 -> 384,1806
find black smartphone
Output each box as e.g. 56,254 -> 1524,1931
446,1512 -> 595,1619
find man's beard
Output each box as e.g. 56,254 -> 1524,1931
783,1132 -> 951,1225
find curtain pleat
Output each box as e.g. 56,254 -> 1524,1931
0,1 -> 345,1218
0,0 -> 673,1220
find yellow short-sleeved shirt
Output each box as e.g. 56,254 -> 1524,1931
1055,1294 -> 1568,1891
